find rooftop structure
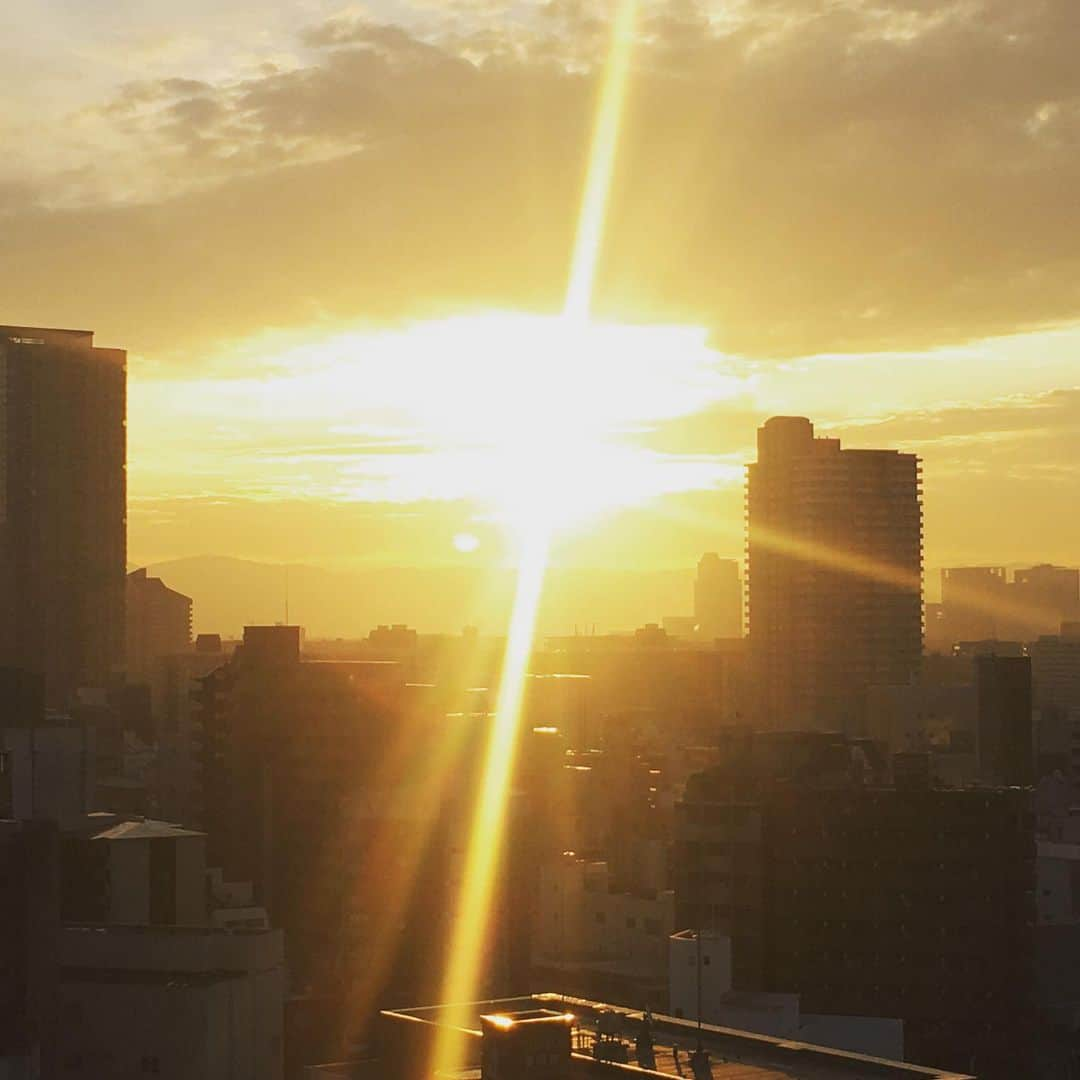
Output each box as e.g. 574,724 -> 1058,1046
357,993 -> 973,1079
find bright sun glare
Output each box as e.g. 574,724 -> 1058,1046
432,0 -> 643,1071
231,312 -> 742,543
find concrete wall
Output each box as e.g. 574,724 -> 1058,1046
668,932 -> 733,1020
59,972 -> 284,1080
107,837 -> 150,924
800,1014 -> 904,1062
1037,842 -> 1080,925
175,834 -> 207,925
1,726 -> 92,825
536,857 -> 673,977
57,926 -> 284,1080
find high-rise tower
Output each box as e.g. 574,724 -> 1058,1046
694,553 -> 742,640
746,416 -> 922,730
0,326 -> 126,707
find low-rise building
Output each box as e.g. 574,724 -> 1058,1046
58,923 -> 284,1080
668,930 -> 904,1062
533,854 -> 673,1009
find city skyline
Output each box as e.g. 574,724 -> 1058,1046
4,5 -> 1080,1077
4,2 -> 1080,571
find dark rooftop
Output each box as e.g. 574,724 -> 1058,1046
380,994 -> 974,1080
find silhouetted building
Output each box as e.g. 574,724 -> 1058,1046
61,813 -> 207,926
0,326 -> 126,708
747,417 -> 923,731
693,554 -> 741,640
156,633 -> 227,827
57,923 -> 284,1079
1012,565 -> 1080,641
0,667 -> 95,824
976,654 -> 1034,787
198,628 -> 406,978
194,623 -> 495,1042
940,566 -> 1006,644
1031,628 -> 1080,713
938,565 -> 1080,646
126,568 -> 192,686
0,819 -> 59,1079
674,733 -> 1035,1078
667,929 -> 905,1060
536,633 -> 738,745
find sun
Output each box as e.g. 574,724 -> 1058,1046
232,310 -> 742,545
452,531 -> 480,553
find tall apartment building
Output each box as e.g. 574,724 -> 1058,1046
673,732 -> 1036,1079
747,416 -> 922,731
694,553 -> 742,640
0,326 -> 126,707
125,568 -> 192,686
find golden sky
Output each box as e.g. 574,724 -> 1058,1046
5,0 -> 1080,573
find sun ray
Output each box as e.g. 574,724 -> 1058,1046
429,5 -> 641,1069
651,492 -> 1065,631
430,528 -> 551,1068
564,0 -> 640,322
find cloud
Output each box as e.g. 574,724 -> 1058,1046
4,0 -> 1080,359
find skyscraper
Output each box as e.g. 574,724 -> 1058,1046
747,416 -> 922,731
0,326 -> 126,707
693,553 -> 742,640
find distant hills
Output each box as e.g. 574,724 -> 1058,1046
141,555 -> 696,640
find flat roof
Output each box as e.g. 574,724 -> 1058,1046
382,994 -> 974,1080
0,324 -> 94,338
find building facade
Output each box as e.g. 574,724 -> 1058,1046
747,416 -> 922,731
693,554 -> 742,641
0,326 -> 126,708
673,734 -> 1036,1079
125,568 -> 192,687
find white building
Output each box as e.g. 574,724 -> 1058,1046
533,854 -> 674,1007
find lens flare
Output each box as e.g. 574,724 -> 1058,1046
453,532 -> 480,553
565,0 -> 639,322
429,2 -> 640,1070
430,529 -> 551,1065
